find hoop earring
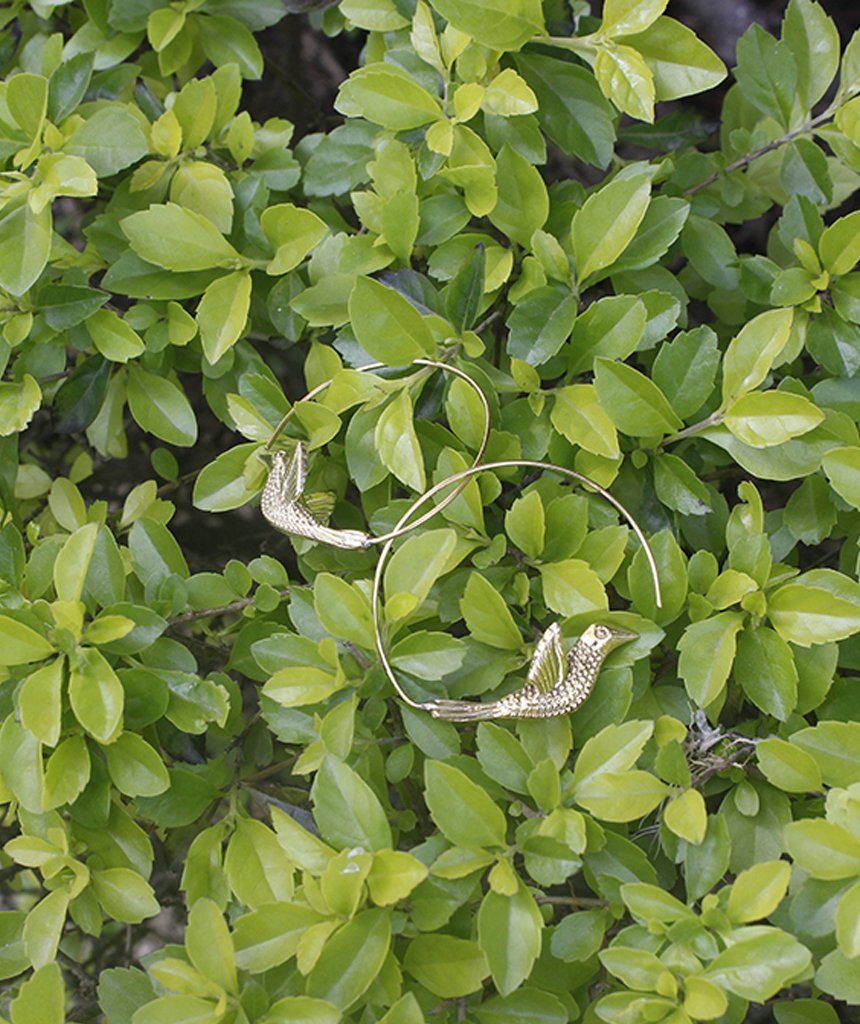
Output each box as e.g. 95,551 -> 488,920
371,458 -> 662,721
260,359 -> 492,549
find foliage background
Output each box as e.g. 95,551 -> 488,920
3,0 -> 860,1022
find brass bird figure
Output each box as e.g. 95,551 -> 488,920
261,444 -> 372,549
426,622 -> 637,721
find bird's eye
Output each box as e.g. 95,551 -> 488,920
594,625 -> 610,640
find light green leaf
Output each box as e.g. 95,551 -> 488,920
677,611 -> 744,706
10,962 -> 64,1024
122,203 -> 241,272
233,903 -> 325,973
312,755 -> 392,851
92,868 -> 160,924
105,732 -> 170,797
186,898 -> 237,995
819,210 -> 860,276
86,308 -> 145,362
620,16 -> 727,100
262,203 -> 328,276
0,199 -> 52,296
429,0 -> 544,51
69,646 -> 124,743
314,572 -> 375,648
594,44 -> 656,122
127,366 -> 198,447
593,356 -> 682,436
790,721 -> 860,786
477,879 -> 543,996
306,909 -> 391,1009
768,581 -> 860,646
836,880 -> 860,960
784,819 -> 860,879
350,277 -> 436,363
663,788 -> 707,845
727,860 -> 791,923
539,560 -> 608,617
724,391 -> 824,447
336,63 -> 443,129
367,850 -> 428,905
403,934 -> 489,996
424,759 -> 507,848
572,171 -> 652,282
574,769 -> 668,821
375,389 -> 426,492
384,528 -> 458,620
703,930 -> 811,1001
0,613 -> 53,666
197,271 -> 251,364
734,625 -> 798,720
822,446 -> 860,508
460,572 -> 522,650
721,308 -> 794,405
53,522 -> 98,603
551,384 -> 620,458
756,736 -> 823,793
65,105 -> 148,176
488,144 -> 548,246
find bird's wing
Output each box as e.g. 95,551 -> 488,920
282,442 -> 309,503
527,622 -> 566,693
303,491 -> 336,525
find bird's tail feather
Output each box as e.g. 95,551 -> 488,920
427,699 -> 505,721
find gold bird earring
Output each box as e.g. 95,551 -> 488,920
260,358 -> 491,549
371,459 -> 662,722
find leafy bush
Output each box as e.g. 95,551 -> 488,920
2,0 -> 860,1021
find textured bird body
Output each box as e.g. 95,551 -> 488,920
427,622 -> 636,721
261,445 -> 371,549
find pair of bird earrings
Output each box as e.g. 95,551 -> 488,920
260,359 -> 662,722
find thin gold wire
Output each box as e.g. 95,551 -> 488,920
264,358 -> 492,545
370,458 -> 663,710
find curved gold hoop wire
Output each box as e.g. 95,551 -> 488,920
263,358 -> 492,545
371,458 -> 663,710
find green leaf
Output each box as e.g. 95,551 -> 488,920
663,788 -> 707,844
515,54 -> 616,168
10,962 -> 64,1024
784,819 -> 860,879
768,572 -> 860,646
572,171 -> 652,282
429,0 -> 544,51
594,44 -> 656,122
54,522 -> 99,603
7,72 -> 48,139
261,203 -> 328,275
652,325 -> 719,419
336,63 -> 443,129
403,934 -> 489,996
86,308 -> 145,363
461,572 -> 522,650
488,144 -> 548,246
314,572 -> 375,648
192,443 -> 266,512
551,382 -> 622,456
756,736 -> 823,793
574,769 -> 668,821
783,0 -> 840,108
721,309 -> 794,405
677,611 -> 744,707
822,445 -> 860,508
233,903 -> 325,973
23,889 -> 67,969
69,647 -> 124,743
19,657 -> 64,747
735,625 -> 798,720
703,930 -> 811,1001
349,277 -> 436,364
105,732 -> 170,797
599,945 -> 665,990
724,391 -> 824,447
306,908 -> 391,1009
312,755 -> 392,851
567,295 -> 646,375
0,198 -> 52,296
571,720 -> 653,790
620,882 -> 694,924
539,560 -> 608,617
507,286 -> 578,366
198,14 -> 263,79
652,452 -> 711,515
367,849 -> 428,905
424,759 -> 507,848
790,721 -> 860,786
92,868 -> 160,923
836,879 -> 860,960
0,613 -> 53,666
384,528 -> 458,620
127,365 -> 198,447
819,210 -> 860,276
478,880 -> 543,995
224,817 -> 294,908
601,0 -> 667,36
122,203 -> 241,272
727,860 -> 791,923
186,898 -> 237,995
197,271 -> 251,364
64,105 -> 148,176
375,389 -> 426,492
593,356 -> 682,436
262,998 -> 340,1024
505,491 -> 545,561
621,16 -> 727,100
816,948 -> 860,1004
